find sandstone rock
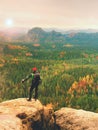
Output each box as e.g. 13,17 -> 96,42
55,107 -> 98,130
1,99 -> 98,130
0,98 -> 55,130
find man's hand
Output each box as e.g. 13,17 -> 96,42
21,79 -> 25,83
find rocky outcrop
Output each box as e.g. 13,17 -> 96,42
55,108 -> 98,130
0,98 -> 55,130
0,99 -> 98,130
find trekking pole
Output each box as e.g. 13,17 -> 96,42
22,82 -> 27,98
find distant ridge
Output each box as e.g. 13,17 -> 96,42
23,27 -> 98,46
0,27 -> 98,46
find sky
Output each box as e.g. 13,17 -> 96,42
0,0 -> 98,30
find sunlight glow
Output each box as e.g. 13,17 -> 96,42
5,19 -> 14,27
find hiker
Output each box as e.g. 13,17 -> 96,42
21,67 -> 41,101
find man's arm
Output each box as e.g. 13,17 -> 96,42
22,74 -> 32,83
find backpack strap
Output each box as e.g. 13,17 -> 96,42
31,73 -> 34,79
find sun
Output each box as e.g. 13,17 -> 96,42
5,18 -> 14,27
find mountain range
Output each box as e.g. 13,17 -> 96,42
0,27 -> 98,46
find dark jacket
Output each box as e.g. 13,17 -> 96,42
23,71 -> 41,87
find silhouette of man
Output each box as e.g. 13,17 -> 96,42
22,67 -> 41,101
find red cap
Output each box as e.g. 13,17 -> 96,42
32,67 -> 37,72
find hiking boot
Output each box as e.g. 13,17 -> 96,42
33,96 -> 37,101
27,99 -> 31,101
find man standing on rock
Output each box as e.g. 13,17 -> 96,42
22,67 -> 41,101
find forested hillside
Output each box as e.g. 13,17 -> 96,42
0,29 -> 98,112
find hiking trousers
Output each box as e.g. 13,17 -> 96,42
29,85 -> 38,100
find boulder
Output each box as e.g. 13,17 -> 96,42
55,107 -> 98,130
0,98 -> 55,130
1,98 -> 98,130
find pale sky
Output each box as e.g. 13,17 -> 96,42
0,0 -> 98,30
